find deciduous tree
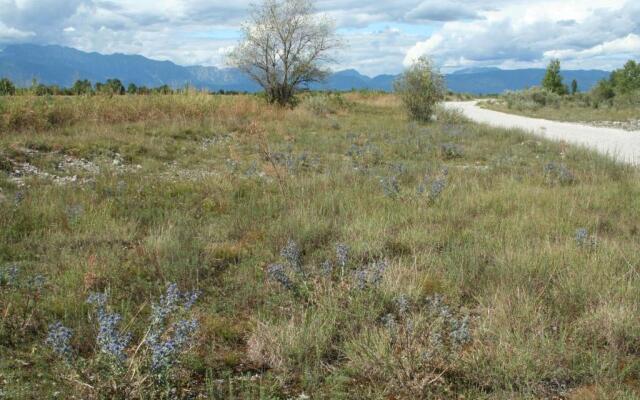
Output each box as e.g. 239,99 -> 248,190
229,0 -> 340,105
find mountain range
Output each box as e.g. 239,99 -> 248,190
0,44 -> 611,94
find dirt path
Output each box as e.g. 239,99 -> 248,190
445,101 -> 640,165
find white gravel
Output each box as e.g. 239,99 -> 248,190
445,101 -> 640,165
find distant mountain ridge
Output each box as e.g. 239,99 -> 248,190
0,44 -> 611,94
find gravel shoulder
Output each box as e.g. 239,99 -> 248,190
445,101 -> 640,165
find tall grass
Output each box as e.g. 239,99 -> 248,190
0,93 -> 275,133
1,93 -> 639,398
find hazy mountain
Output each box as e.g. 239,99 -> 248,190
0,44 -> 612,94
446,67 -> 610,94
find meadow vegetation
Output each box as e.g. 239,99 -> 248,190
1,92 -> 640,399
481,60 -> 640,128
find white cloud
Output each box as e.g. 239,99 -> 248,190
0,0 -> 638,74
404,0 -> 639,71
0,22 -> 34,42
404,34 -> 443,65
405,1 -> 481,22
545,33 -> 640,60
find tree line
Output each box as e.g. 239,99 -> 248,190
0,78 -> 247,96
542,58 -> 640,102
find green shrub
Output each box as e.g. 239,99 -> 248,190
0,78 -> 16,96
610,60 -> 640,95
301,93 -> 349,115
612,89 -> 640,107
96,79 -> 125,95
503,87 -> 561,110
394,56 -> 445,122
72,79 -> 93,95
590,79 -> 615,105
303,94 -> 334,115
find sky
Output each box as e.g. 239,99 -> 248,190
0,0 -> 638,76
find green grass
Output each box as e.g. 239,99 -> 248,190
480,98 -> 640,126
1,93 -> 640,399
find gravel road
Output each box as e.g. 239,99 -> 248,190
445,101 -> 640,165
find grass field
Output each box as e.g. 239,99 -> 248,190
1,93 -> 640,399
480,99 -> 640,129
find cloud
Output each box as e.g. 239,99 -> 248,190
0,22 -> 35,43
404,0 -> 639,71
544,33 -> 640,60
405,1 -> 482,22
0,0 -> 638,74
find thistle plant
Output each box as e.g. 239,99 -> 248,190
320,260 -> 334,276
418,168 -> 448,201
45,322 -> 73,360
440,143 -> 464,159
391,162 -> 407,175
354,260 -> 388,289
425,294 -> 471,348
575,227 -> 597,248
147,284 -> 200,374
1,266 -> 48,345
429,178 -> 447,200
575,228 -> 588,245
45,283 -> 200,396
280,239 -> 302,274
380,175 -> 400,198
336,243 -> 349,277
352,293 -> 472,396
395,294 -> 410,316
148,317 -> 199,373
544,162 -> 576,185
86,292 -> 132,363
266,240 -> 313,292
267,263 -> 295,291
0,265 -> 19,287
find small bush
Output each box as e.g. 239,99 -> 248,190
0,78 -> 16,96
345,295 -> 471,397
302,94 -> 333,115
302,93 -> 349,115
544,162 -> 576,185
440,143 -> 464,159
504,87 -> 561,110
394,57 -> 445,122
436,106 -> 468,125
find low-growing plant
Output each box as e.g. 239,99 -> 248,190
345,294 -> 471,397
417,167 -> 449,201
0,265 -> 47,345
440,143 -> 464,159
380,175 -> 400,198
44,283 -> 200,398
302,93 -> 349,116
575,228 -> 597,248
544,162 -> 576,185
503,87 -> 562,110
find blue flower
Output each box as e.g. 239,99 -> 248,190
151,283 -> 181,327
146,283 -> 200,373
267,263 -> 295,291
46,322 -> 73,359
336,243 -> 349,269
87,292 -> 131,362
280,239 -> 302,274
